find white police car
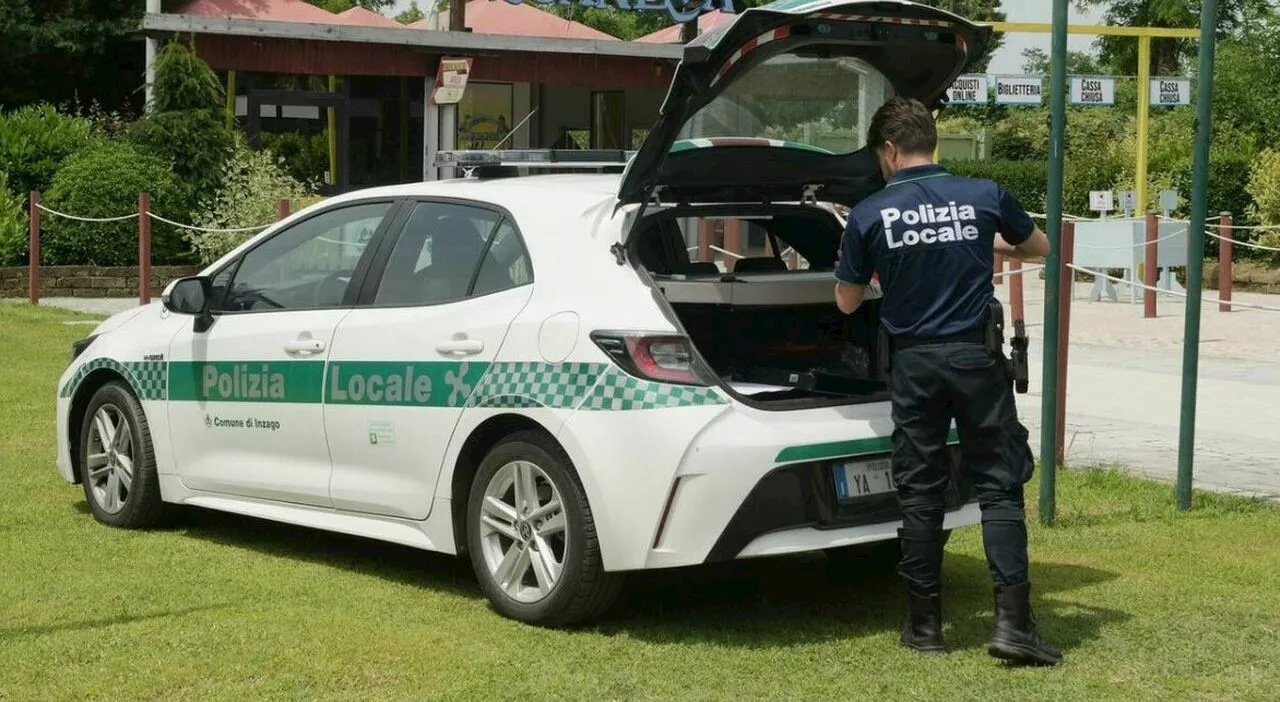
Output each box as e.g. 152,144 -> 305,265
55,0 -> 992,626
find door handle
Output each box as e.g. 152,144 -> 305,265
284,338 -> 326,354
436,339 -> 484,356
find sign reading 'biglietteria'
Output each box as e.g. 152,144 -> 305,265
507,0 -> 735,23
994,75 -> 1044,105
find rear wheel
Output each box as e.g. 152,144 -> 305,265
79,380 -> 167,528
466,431 -> 622,627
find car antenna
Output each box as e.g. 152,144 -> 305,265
489,106 -> 539,151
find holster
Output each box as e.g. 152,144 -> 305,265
986,299 -> 1030,394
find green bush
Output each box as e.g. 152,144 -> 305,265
42,141 -> 184,266
129,109 -> 235,221
128,38 -> 236,224
0,172 -> 29,266
0,104 -> 102,196
190,140 -> 316,264
943,159 -> 1048,215
1246,148 -> 1280,266
258,131 -> 331,185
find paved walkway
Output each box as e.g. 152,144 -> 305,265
997,277 -> 1280,499
36,297 -> 144,315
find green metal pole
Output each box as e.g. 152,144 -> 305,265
1038,0 -> 1069,526
1177,0 -> 1218,511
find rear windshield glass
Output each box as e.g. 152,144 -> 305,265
677,52 -> 894,155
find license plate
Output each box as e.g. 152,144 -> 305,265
833,458 -> 896,500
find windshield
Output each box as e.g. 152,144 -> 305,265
677,52 -> 895,155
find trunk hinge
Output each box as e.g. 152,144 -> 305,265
801,184 -> 822,206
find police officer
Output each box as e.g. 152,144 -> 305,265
832,97 -> 1061,666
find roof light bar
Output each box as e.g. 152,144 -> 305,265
434,149 -> 637,169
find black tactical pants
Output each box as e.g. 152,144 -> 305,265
889,340 -> 1036,593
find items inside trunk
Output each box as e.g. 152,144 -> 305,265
671,300 -> 888,407
632,206 -> 889,408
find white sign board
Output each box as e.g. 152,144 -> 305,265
1159,189 -> 1180,213
946,75 -> 989,104
1150,78 -> 1191,107
430,57 -> 472,105
1070,76 -> 1115,105
1089,190 -> 1114,213
995,75 -> 1044,105
1119,190 -> 1138,212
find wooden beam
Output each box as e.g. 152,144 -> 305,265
141,13 -> 685,60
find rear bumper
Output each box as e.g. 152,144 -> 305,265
559,395 -> 976,572
705,443 -> 975,563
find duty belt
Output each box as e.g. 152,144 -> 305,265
890,327 -> 987,352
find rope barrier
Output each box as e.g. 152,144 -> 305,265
147,212 -> 274,234
1204,229 -> 1280,252
1065,263 -> 1280,313
1203,221 -> 1280,232
708,245 -> 744,260
35,203 -> 138,223
993,263 -> 1045,280
34,202 -> 276,233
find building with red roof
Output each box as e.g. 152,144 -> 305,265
148,1 -> 716,190
635,9 -> 736,43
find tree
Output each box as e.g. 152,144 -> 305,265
305,0 -> 397,12
396,1 -> 426,24
1073,0 -> 1276,75
1210,14 -> 1280,151
1020,47 -> 1103,75
0,0 -> 145,112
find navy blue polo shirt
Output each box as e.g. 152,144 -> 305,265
835,163 -> 1036,338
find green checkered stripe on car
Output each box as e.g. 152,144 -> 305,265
467,362 -> 608,409
59,358 -> 167,401
580,368 -> 725,411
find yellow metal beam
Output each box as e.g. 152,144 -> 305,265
225,69 -> 236,131
328,75 -> 338,187
1135,35 -> 1152,214
988,22 -> 1200,39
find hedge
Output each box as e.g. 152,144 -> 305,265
42,140 -> 186,266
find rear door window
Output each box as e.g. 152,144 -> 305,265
372,202 -> 529,306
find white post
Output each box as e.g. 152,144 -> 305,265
145,0 -> 161,114
424,76 -> 439,181
439,103 -> 457,180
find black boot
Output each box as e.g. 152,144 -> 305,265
900,587 -> 946,655
987,581 -> 1062,665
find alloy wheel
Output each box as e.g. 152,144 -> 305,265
86,404 -> 134,515
477,460 -> 569,603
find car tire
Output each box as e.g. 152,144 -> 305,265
466,430 -> 622,627
79,380 -> 168,528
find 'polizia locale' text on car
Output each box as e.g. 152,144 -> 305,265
55,0 -> 1003,626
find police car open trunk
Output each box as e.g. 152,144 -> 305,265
618,0 -> 991,407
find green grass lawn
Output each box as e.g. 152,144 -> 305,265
2,302 -> 1279,700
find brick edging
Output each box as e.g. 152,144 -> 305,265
0,265 -> 201,299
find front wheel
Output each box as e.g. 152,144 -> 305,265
466,431 -> 622,627
79,380 -> 168,528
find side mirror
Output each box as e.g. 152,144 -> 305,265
162,276 -> 214,332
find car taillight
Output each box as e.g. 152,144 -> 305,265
591,332 -> 710,386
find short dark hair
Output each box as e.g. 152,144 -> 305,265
867,97 -> 937,155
